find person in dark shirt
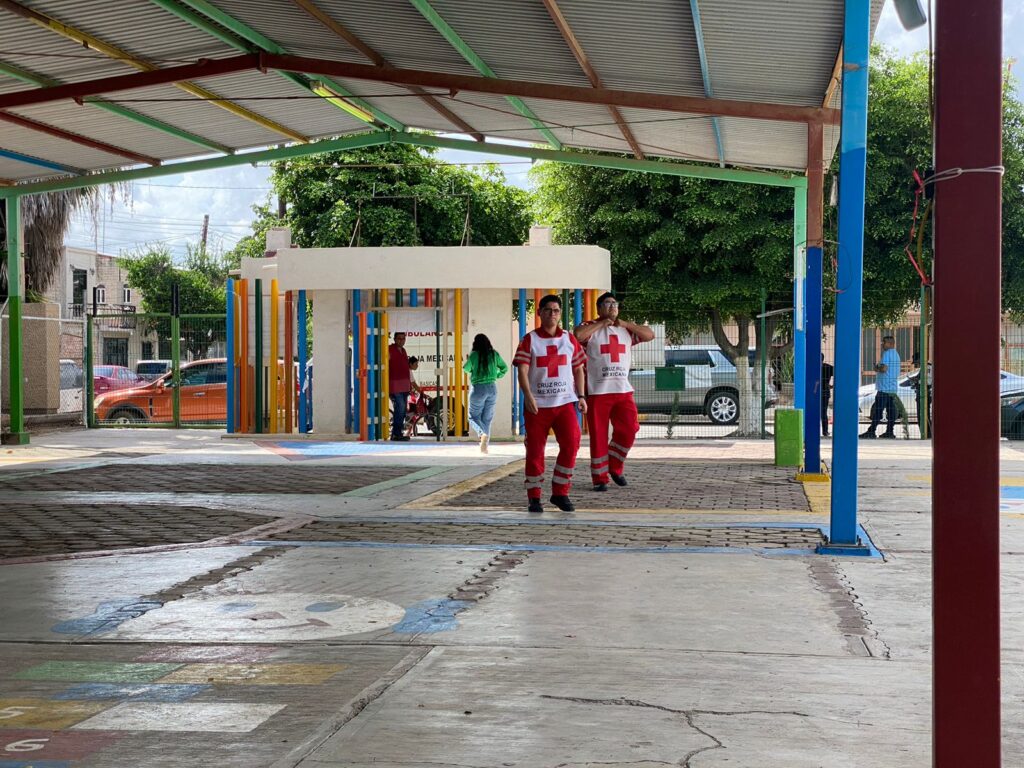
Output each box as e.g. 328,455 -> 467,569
821,354 -> 834,437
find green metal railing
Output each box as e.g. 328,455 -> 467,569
86,311 -> 226,429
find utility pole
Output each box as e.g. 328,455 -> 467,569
200,213 -> 209,252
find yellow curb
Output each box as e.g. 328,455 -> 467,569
796,472 -> 830,483
401,460 -> 524,509
800,478 -> 831,517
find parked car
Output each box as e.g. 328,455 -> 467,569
858,369 -> 1024,421
93,365 -> 145,395
59,359 -> 83,390
136,359 -> 172,381
94,358 -> 226,424
1001,393 -> 1024,439
629,346 -> 778,425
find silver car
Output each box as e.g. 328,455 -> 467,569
857,368 -> 1024,421
629,346 -> 778,425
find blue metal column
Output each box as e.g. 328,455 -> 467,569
825,0 -> 871,550
297,289 -> 309,433
226,278 -> 236,434
410,288 -> 418,307
804,243 -> 823,471
793,185 -> 807,413
352,290 -> 361,432
518,288 -> 528,435
574,288 -> 583,328
804,122 -> 825,475
372,313 -> 380,442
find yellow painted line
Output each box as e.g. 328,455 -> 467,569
801,478 -> 831,517
402,460 -> 524,509
160,663 -> 345,686
415,506 -> 819,516
908,474 -> 1024,487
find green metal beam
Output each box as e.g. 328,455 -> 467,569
408,0 -> 563,150
152,0 -> 405,132
0,59 -> 233,155
1,130 -> 804,198
0,132 -> 391,198
3,196 -> 27,443
395,133 -> 806,188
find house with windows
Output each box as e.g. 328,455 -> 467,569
45,246 -> 160,366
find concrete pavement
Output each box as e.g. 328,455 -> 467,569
0,428 -> 1019,766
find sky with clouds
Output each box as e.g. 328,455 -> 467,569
64,0 -> 1023,260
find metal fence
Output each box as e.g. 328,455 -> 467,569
87,311 -> 227,428
1,304 -> 86,427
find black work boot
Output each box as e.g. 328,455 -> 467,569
610,472 -> 628,487
527,499 -> 544,514
549,495 -> 575,512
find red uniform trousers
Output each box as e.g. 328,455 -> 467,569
524,402 -> 581,499
586,392 -> 639,484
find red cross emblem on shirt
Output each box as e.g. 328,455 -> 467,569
600,332 -> 627,363
536,344 -> 567,378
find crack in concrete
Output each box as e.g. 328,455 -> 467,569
540,695 -> 809,768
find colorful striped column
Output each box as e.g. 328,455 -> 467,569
226,278 -> 236,434
269,279 -> 279,434
297,289 -> 308,433
284,291 -> 294,434
454,287 -> 464,437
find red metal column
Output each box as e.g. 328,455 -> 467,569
933,2 -> 1002,765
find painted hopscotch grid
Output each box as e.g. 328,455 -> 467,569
1,644 -> 416,766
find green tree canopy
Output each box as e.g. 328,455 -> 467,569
228,142 -> 533,264
534,47 -> 1024,333
828,46 -> 1024,323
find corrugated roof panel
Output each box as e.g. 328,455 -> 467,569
306,0 -> 481,77
10,99 -> 205,161
103,82 -> 288,150
189,70 -> 368,140
404,91 -> 553,140
0,120 -> 136,172
698,0 -> 842,107
197,0 -> 368,63
616,107 -> 722,164
552,0 -> 707,97
0,156 -> 76,182
426,0 -> 592,88
0,0 -> 878,182
718,118 -> 808,171
30,0 -> 238,68
0,16 -> 128,88
516,100 -> 634,152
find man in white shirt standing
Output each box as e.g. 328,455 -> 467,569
575,292 -> 655,491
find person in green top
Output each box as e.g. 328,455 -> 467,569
463,333 -> 509,453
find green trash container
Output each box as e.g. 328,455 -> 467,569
774,408 -> 804,467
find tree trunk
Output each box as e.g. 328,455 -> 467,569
710,310 -> 763,437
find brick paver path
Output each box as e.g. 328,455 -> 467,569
444,459 -> 809,511
271,520 -> 823,550
0,502 -> 272,559
0,464 -> 417,495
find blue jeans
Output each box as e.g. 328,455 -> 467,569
468,382 -> 498,437
390,392 -> 408,438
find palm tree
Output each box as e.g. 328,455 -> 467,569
2,189 -> 97,300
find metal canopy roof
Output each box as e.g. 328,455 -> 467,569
0,0 -> 883,186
